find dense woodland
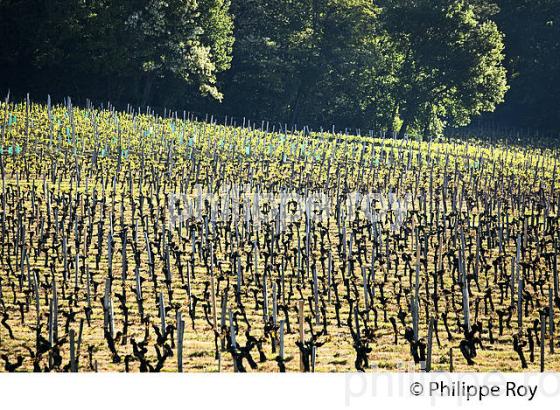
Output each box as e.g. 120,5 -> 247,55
0,0 -> 558,136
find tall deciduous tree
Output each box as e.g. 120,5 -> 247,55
222,0 -> 392,129
379,0 -> 508,137
0,0 -> 234,105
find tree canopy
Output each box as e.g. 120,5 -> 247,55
0,0 -> 234,104
378,0 -> 508,137
0,0 -> 557,136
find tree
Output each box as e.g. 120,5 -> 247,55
289,0 -> 395,130
125,0 -> 233,103
0,0 -> 234,106
379,0 -> 508,137
219,0 -> 393,130
110,0 -> 234,104
217,0 -> 315,123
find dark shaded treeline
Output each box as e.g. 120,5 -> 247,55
492,0 -> 559,132
0,0 -> 558,136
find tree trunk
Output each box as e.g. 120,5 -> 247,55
398,118 -> 409,139
422,117 -> 431,140
387,102 -> 399,135
141,76 -> 154,107
289,83 -> 304,126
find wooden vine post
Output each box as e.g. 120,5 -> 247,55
299,299 -> 305,372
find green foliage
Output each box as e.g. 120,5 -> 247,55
1,0 -> 557,136
218,0 -> 508,136
222,0 -> 393,129
378,0 -> 508,137
122,0 -> 231,101
0,0 -> 234,105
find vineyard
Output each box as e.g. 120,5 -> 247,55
0,96 -> 559,372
